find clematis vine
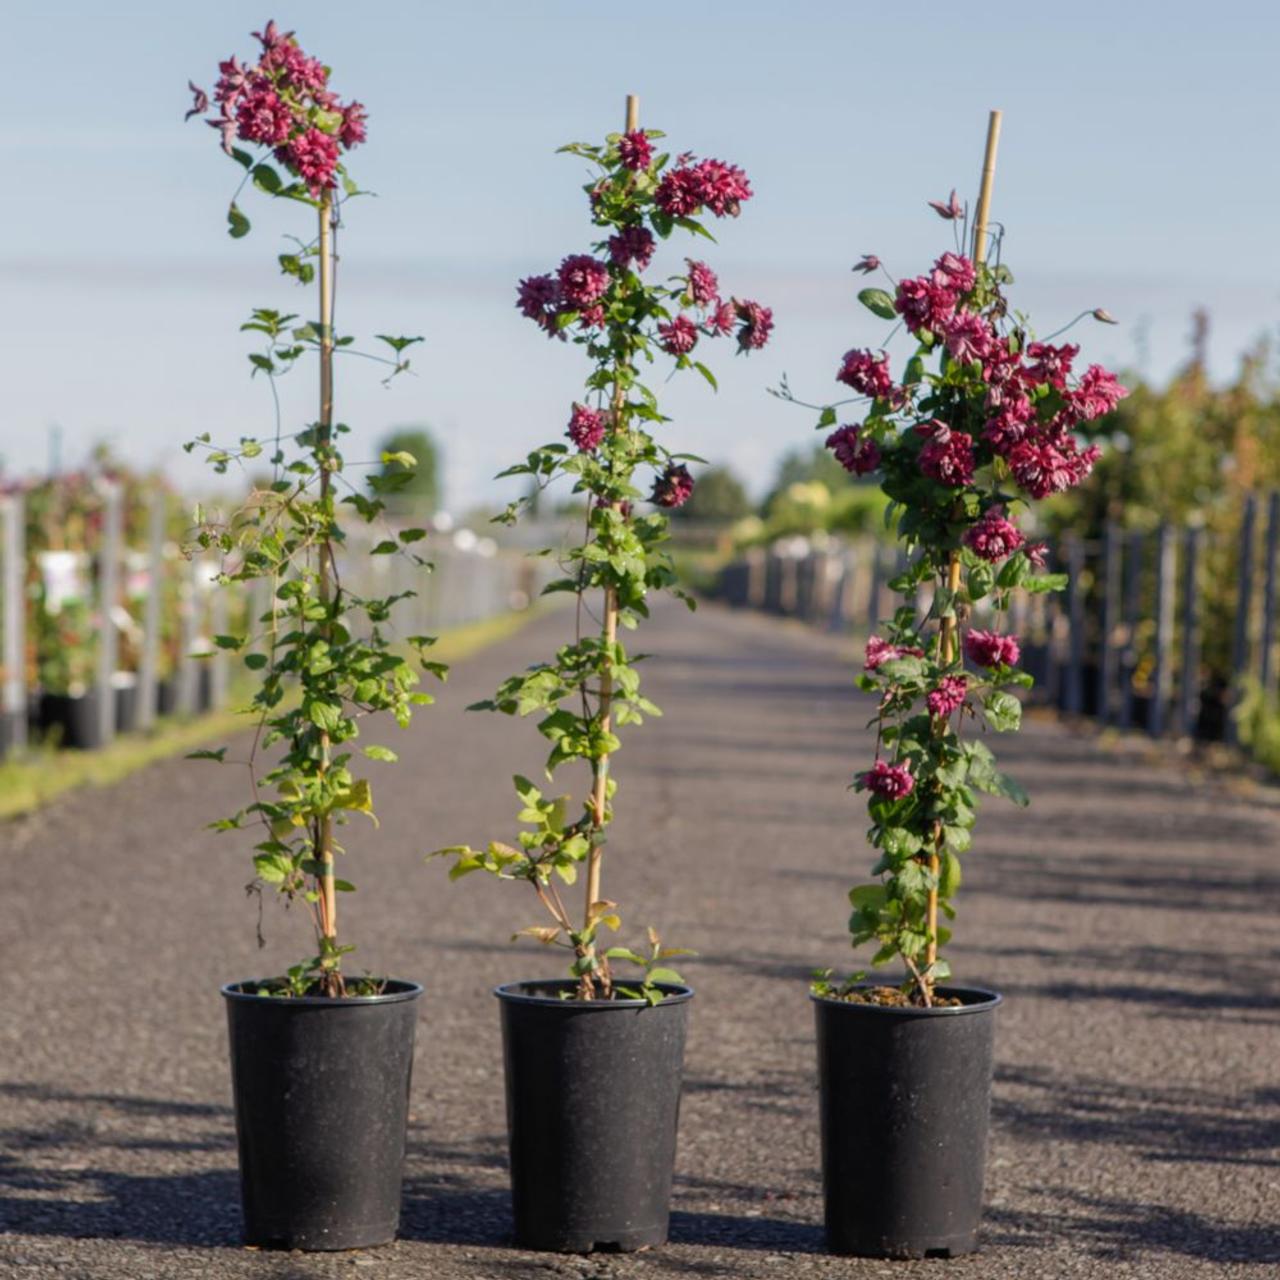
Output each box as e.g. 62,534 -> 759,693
787,194 -> 1125,1005
430,108 -> 772,1001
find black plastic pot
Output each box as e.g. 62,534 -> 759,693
155,678 -> 178,718
40,691 -> 103,750
113,676 -> 139,734
222,979 -> 422,1251
198,665 -> 214,711
0,710 -> 20,759
495,979 -> 693,1253
813,985 -> 1000,1259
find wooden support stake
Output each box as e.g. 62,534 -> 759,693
316,190 -> 339,966
1119,531 -> 1144,730
583,93 -> 640,990
1260,491 -> 1279,696
177,561 -> 199,715
1,493 -> 27,753
971,111 -> 1003,266
1063,535 -> 1085,716
1150,524 -> 1175,738
137,491 -> 165,732
926,109 -> 1002,996
1098,522 -> 1120,724
1177,526 -> 1202,737
1227,494 -> 1257,747
96,479 -> 122,746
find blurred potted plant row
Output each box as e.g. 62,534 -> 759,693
0,458 -> 228,755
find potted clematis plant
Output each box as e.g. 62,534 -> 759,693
184,21 -> 439,1251
790,114 -> 1126,1258
429,97 -> 772,1253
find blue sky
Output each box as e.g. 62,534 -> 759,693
3,1 -> 1278,510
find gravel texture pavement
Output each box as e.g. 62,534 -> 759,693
2,600 -> 1277,1279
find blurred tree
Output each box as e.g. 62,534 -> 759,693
672,465 -> 751,522
377,426 -> 441,512
761,444 -> 853,512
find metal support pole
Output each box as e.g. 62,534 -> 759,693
137,493 -> 165,731
1,494 -> 27,752
96,481 -> 122,744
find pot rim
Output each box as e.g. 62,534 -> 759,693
810,983 -> 1001,1017
494,978 -> 694,1009
221,977 -> 423,1007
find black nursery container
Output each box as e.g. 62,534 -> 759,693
40,691 -> 103,750
155,677 -> 178,718
495,980 -> 693,1253
813,986 -> 1000,1259
222,979 -> 422,1251
113,676 -> 140,734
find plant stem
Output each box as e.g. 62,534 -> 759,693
315,190 -> 339,991
581,93 -> 639,1000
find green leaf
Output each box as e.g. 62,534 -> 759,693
363,745 -> 398,763
227,202 -> 250,239
251,164 -> 282,195
858,287 -> 897,320
307,700 -> 342,732
333,778 -> 374,818
692,361 -> 717,390
992,769 -> 1030,806
878,827 -> 923,859
983,690 -> 1022,733
968,563 -> 994,601
645,967 -> 685,987
849,883 -> 887,911
1025,572 -> 1069,595
939,849 -> 962,897
996,553 -> 1028,590
254,852 -> 294,884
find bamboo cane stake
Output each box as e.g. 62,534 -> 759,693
925,111 -> 1002,995
971,110 -> 1002,267
316,191 -> 338,969
583,94 -> 640,988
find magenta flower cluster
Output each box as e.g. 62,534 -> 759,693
655,157 -> 752,219
926,674 -> 969,719
964,630 -> 1021,669
963,507 -> 1024,561
515,135 -> 770,364
859,760 -> 916,799
825,251 -> 1126,511
188,20 -> 365,196
651,464 -> 695,509
863,635 -> 924,671
567,404 -> 607,453
513,130 -> 772,495
826,424 -> 880,476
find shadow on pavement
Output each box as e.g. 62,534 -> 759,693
0,1082 -> 240,1246
986,1195 -> 1280,1263
994,1065 -> 1280,1170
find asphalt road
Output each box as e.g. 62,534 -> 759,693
2,601 -> 1277,1279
